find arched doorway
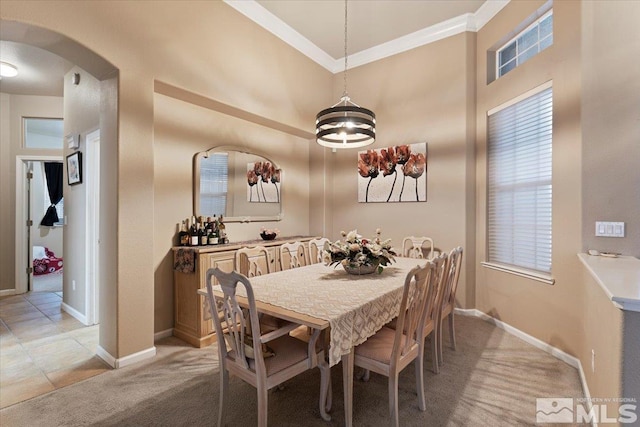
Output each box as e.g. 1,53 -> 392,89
1,20 -> 118,370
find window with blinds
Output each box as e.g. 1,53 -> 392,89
200,153 -> 228,217
487,85 -> 552,274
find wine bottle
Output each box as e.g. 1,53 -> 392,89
198,223 -> 205,246
189,217 -> 198,246
208,226 -> 217,245
178,221 -> 189,246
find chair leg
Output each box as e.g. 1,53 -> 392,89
437,318 -> 444,366
431,336 -> 439,374
415,348 -> 426,411
218,368 -> 229,427
388,372 -> 400,427
257,384 -> 268,427
318,359 -> 332,421
449,312 -> 457,350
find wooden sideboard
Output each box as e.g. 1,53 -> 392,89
172,236 -> 314,348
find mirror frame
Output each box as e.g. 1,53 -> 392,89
193,145 -> 283,223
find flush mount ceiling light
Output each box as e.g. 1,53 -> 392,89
0,61 -> 19,78
315,0 -> 375,150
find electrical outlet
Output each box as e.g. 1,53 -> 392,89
591,349 -> 595,372
72,280 -> 76,291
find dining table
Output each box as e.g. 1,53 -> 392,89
199,256 -> 425,426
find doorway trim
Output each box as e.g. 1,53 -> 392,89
85,129 -> 100,325
15,155 -> 63,295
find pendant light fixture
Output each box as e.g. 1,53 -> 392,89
315,0 -> 375,149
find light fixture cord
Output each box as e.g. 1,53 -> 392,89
342,0 -> 348,100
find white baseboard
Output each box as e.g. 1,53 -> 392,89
62,301 -> 88,325
96,345 -> 156,369
454,308 -> 593,407
0,289 -> 16,297
96,345 -> 117,368
154,328 -> 173,341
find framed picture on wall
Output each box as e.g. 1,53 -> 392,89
66,152 -> 82,185
357,142 -> 427,203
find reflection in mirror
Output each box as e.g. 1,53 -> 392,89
194,147 -> 283,222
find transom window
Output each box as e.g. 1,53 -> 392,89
497,10 -> 553,78
24,118 -> 64,149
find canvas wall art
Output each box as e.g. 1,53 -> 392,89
247,161 -> 281,203
358,142 -> 427,203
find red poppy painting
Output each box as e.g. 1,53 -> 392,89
357,142 -> 427,202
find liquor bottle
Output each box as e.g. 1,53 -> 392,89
218,215 -> 227,244
189,217 -> 198,246
178,221 -> 189,246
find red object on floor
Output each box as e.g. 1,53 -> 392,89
33,247 -> 63,275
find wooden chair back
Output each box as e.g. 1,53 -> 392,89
235,246 -> 272,277
279,241 -> 309,270
402,236 -> 437,259
392,261 -> 435,363
440,246 -> 463,315
206,268 -> 261,369
205,267 -> 332,425
308,238 -> 329,264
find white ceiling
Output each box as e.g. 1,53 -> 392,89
0,0 -> 509,97
0,41 -> 73,96
228,0 -> 509,72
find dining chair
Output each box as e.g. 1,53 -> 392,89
308,238 -> 329,264
205,268 -> 332,427
401,236 -> 440,260
350,260 -> 438,426
236,246 -> 273,277
436,246 -> 463,367
279,241 -> 309,270
236,246 -> 280,331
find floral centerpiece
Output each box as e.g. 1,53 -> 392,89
323,229 -> 396,275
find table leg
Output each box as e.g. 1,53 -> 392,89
342,350 -> 354,427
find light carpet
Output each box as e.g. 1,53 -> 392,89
0,315 -> 584,426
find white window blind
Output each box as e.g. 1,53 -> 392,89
200,153 -> 228,217
488,86 -> 552,274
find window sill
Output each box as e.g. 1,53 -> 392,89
481,262 -> 555,285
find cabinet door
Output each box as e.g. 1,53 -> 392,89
201,252 -> 236,336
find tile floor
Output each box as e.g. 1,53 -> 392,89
0,291 -> 109,408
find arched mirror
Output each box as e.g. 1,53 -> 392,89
193,146 -> 282,222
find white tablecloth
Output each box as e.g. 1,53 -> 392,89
232,257 -> 424,366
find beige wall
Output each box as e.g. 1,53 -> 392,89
476,0 -> 639,405
62,66 -> 100,314
316,32 -> 477,308
581,0 -> 640,258
153,93 -> 313,333
0,93 -> 63,292
476,0 -> 583,356
1,0 -> 330,359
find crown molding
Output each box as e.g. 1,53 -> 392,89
224,0 -> 510,73
224,0 -> 336,71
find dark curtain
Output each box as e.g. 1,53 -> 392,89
40,162 -> 63,226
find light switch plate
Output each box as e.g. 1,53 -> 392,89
595,221 -> 625,237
